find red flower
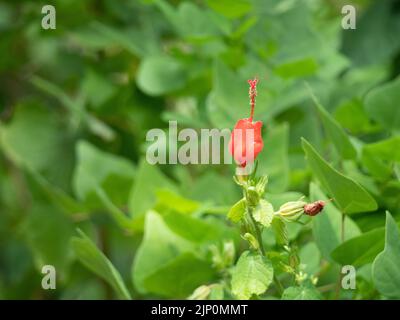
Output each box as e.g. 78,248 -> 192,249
229,79 -> 264,167
229,119 -> 263,167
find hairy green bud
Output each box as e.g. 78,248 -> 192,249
222,240 -> 235,266
276,200 -> 307,222
242,233 -> 259,250
246,186 -> 260,207
187,285 -> 211,300
210,240 -> 235,271
255,175 -> 268,196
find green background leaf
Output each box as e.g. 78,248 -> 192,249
372,212 -> 400,299
365,76 -> 400,131
308,85 -> 356,160
302,138 -> 377,214
136,55 -> 187,96
72,230 -> 131,300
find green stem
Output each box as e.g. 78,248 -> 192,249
242,185 -> 265,255
241,177 -> 283,296
273,275 -> 284,295
248,206 -> 265,255
341,212 -> 345,242
248,203 -> 283,296
335,212 -> 346,300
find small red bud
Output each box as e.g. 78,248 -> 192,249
304,200 -> 326,216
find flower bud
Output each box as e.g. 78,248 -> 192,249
304,200 -> 326,216
246,186 -> 259,207
242,233 -> 259,250
255,175 -> 268,196
289,251 -> 300,269
187,285 -> 211,300
210,241 -> 235,271
281,263 -> 295,274
276,200 -> 307,222
222,240 -> 235,266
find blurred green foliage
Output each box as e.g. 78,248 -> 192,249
0,0 -> 400,299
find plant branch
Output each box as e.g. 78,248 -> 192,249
247,206 -> 265,255
335,212 -> 346,299
273,275 -> 284,295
